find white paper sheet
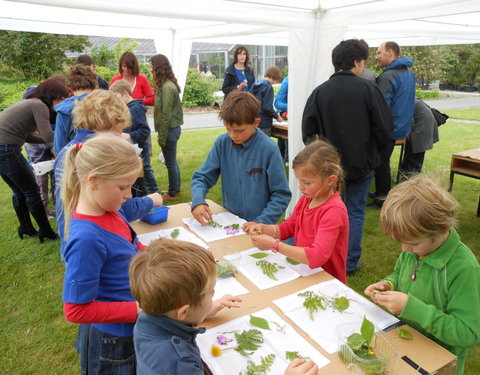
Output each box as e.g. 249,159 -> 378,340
273,279 -> 400,354
213,277 -> 249,301
137,226 -> 208,249
224,248 -> 301,290
198,308 -> 330,375
183,212 -> 247,242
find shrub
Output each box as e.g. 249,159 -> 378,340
139,63 -> 154,87
95,66 -> 116,85
0,68 -> 37,112
416,89 -> 440,99
183,69 -> 220,107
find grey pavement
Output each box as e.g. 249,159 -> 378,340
147,94 -> 480,132
424,95 -> 480,110
147,112 -> 222,132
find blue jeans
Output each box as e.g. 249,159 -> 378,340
74,324 -> 136,375
141,140 -> 158,194
0,144 -> 42,204
159,126 -> 181,197
343,171 -> 374,272
0,145 -> 45,226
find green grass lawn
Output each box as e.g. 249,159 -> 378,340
0,121 -> 479,374
444,107 -> 480,121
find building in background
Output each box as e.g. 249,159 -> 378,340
70,37 -> 288,80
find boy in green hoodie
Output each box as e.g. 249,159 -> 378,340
365,175 -> 480,375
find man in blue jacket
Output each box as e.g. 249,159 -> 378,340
370,41 -> 416,207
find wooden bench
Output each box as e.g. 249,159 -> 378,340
448,149 -> 480,216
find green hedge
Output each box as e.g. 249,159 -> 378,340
0,67 -> 37,112
182,69 -> 220,107
416,89 -> 440,99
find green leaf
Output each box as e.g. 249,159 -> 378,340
250,252 -> 269,259
298,291 -> 326,320
256,260 -> 285,280
361,316 -> 375,347
207,220 -> 222,228
234,329 -> 264,356
244,354 -> 276,375
397,326 -> 413,340
333,296 -> 350,311
285,257 -> 300,265
249,315 -> 271,330
347,333 -> 365,350
285,351 -> 305,361
170,228 -> 180,239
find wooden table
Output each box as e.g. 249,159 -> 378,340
449,148 -> 480,216
131,200 -> 457,375
271,121 -> 288,140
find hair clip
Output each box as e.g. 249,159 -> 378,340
323,160 -> 329,172
75,143 -> 83,150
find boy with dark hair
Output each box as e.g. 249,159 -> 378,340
191,91 -> 291,227
76,54 -> 109,90
249,66 -> 283,136
110,80 -> 159,196
302,38 -> 393,275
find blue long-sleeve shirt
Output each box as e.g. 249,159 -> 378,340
54,93 -> 89,154
191,130 -> 291,224
274,76 -> 288,112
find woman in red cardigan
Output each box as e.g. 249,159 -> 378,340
110,52 -> 154,106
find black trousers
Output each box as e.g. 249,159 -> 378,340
373,140 -> 395,199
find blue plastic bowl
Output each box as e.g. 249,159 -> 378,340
141,205 -> 170,225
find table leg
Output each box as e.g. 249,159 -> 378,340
448,171 -> 454,192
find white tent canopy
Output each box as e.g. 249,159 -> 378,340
2,0 -> 480,210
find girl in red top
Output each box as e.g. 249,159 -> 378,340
244,140 -> 349,283
110,51 -> 154,106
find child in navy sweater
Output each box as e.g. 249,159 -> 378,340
110,80 -> 159,196
249,66 -> 283,135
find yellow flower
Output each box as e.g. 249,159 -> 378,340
211,345 -> 222,357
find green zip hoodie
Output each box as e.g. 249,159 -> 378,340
385,228 -> 480,375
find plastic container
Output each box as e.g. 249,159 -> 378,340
337,322 -> 399,375
141,205 -> 170,225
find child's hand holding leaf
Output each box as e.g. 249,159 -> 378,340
251,234 -> 275,251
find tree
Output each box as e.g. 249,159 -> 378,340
113,38 -> 140,63
0,31 -> 90,80
89,44 -> 116,69
402,45 -> 443,84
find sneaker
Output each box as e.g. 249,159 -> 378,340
366,199 -> 383,208
161,193 -> 179,201
347,261 -> 362,276
160,191 -> 181,196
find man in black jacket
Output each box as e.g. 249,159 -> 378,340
302,39 -> 393,275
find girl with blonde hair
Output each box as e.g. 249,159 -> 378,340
61,133 -> 160,374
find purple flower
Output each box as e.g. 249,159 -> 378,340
225,226 -> 240,235
216,335 -> 233,345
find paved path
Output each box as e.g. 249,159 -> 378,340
424,96 -> 480,110
147,95 -> 480,132
147,112 -> 222,132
